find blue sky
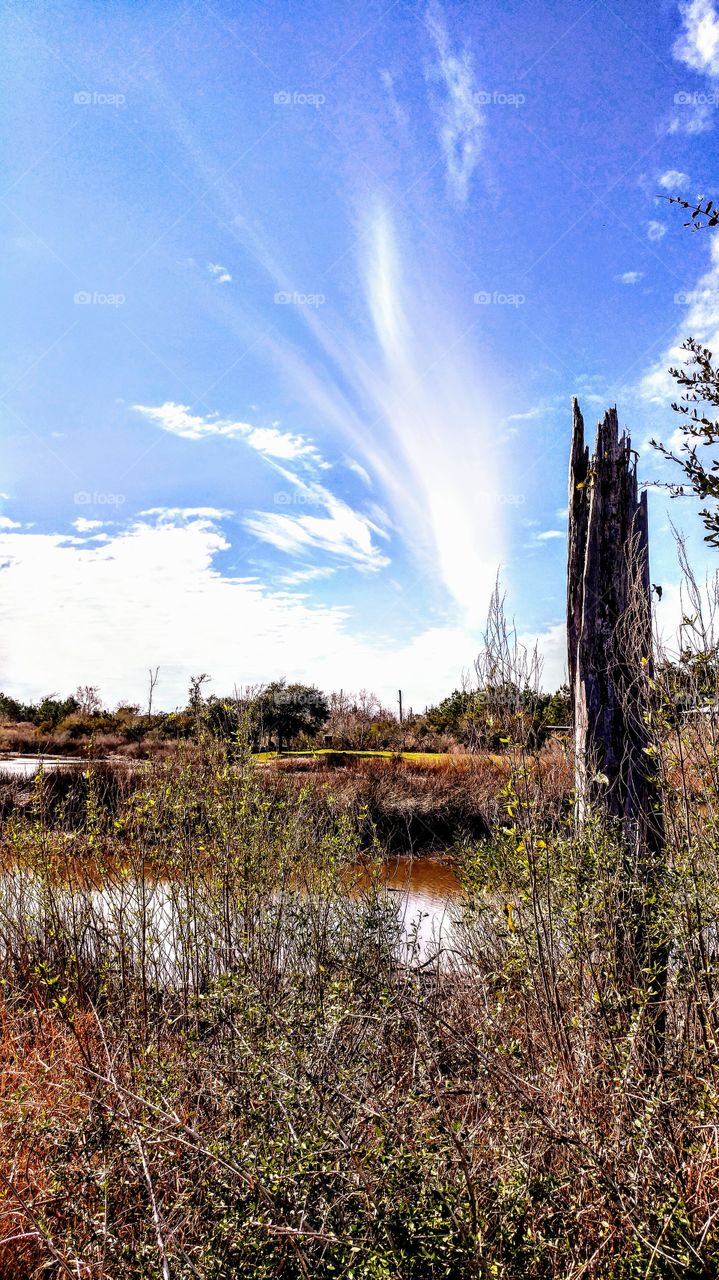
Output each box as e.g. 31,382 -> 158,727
2,0 -> 719,709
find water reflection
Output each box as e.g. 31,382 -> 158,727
0,756 -> 84,778
374,857 -> 462,961
0,856 -> 465,975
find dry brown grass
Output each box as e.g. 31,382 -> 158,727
0,739 -> 717,1274
269,744 -> 573,852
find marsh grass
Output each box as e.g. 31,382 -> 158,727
1,704 -> 719,1276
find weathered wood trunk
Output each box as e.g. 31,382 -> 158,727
568,400 -> 665,1032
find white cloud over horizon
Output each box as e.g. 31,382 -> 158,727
0,511 -> 517,708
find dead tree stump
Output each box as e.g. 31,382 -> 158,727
567,400 -> 665,1033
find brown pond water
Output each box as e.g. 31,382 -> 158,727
377,856 -> 461,900
370,857 -> 463,958
0,760 -> 466,959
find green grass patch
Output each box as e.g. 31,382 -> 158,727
253,748 -> 460,763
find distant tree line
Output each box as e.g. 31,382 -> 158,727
0,677 -> 571,755
4,660 -> 717,756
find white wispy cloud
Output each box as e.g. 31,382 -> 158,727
647,220 -> 668,242
240,202 -> 506,624
243,466 -> 390,573
208,261 -> 232,283
658,168 -> 691,189
674,0 -> 719,75
641,229 -> 719,403
518,621 -> 566,691
278,566 -> 336,586
424,0 -> 484,207
133,405 -> 390,573
178,190 -> 505,624
133,402 -> 325,465
345,458 -> 373,486
536,529 -> 564,542
669,2 -> 719,132
380,68 -> 409,129
506,405 -> 551,421
72,517 -> 104,532
139,505 -> 233,522
616,270 -> 644,284
0,516 -> 21,529
667,102 -> 714,134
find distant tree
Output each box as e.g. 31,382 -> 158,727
256,681 -> 329,752
75,685 -> 103,716
35,694 -> 80,730
188,673 -> 211,735
205,696 -> 243,743
0,692 -> 30,723
425,689 -> 479,744
655,648 -> 719,723
542,685 -> 571,728
351,690 -> 389,750
147,666 -> 160,717
115,702 -> 141,717
426,680 -> 570,750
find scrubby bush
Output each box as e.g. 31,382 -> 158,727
0,728 -> 717,1276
